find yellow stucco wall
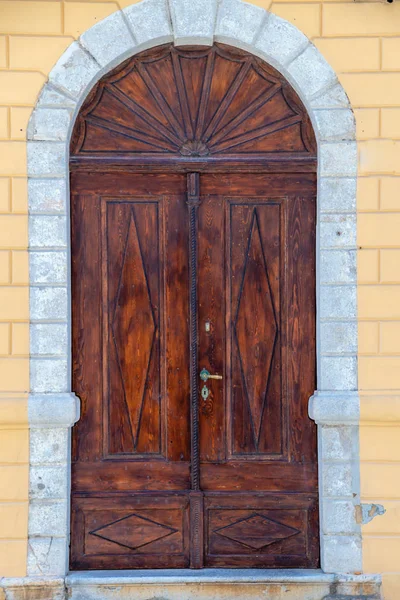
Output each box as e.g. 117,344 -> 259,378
0,0 -> 399,595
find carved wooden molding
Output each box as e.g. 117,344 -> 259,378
70,44 -> 316,165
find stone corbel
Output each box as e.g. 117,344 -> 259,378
309,390 -> 360,425
28,393 -> 80,428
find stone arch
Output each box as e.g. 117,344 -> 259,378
26,0 -> 360,579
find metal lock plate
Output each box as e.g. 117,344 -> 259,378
201,385 -> 209,400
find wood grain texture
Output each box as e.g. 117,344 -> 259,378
71,494 -> 190,569
204,493 -> 319,568
70,43 -> 316,166
70,44 -> 318,570
105,200 -> 161,456
71,174 -> 192,569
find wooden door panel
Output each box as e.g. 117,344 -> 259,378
228,201 -> 283,457
200,173 -> 316,197
204,494 -> 318,568
200,463 -> 317,493
198,194 -> 225,462
286,196 -> 318,463
72,461 -> 191,493
197,175 -> 317,568
105,199 -> 162,456
71,172 -> 317,569
71,173 -> 191,569
71,495 -> 190,569
197,178 -> 317,470
71,193 -> 103,462
70,43 -> 318,571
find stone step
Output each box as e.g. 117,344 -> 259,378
1,570 -> 382,600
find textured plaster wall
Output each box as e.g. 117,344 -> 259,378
0,0 -> 399,597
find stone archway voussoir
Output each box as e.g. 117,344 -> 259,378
214,0 -> 266,47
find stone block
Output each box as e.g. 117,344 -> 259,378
322,499 -> 358,534
28,179 -> 66,214
65,576 -> 332,600
321,534 -> 362,574
320,214 -> 357,249
319,178 -> 357,214
169,0 -> 217,45
320,425 -> 355,461
322,462 -> 353,497
30,428 -> 69,465
27,536 -> 68,577
30,287 -> 68,321
310,83 -> 351,110
314,109 -> 355,142
320,142 -> 358,177
319,285 -> 357,320
320,356 -> 357,391
320,250 -> 357,284
309,392 -> 360,425
30,323 -> 68,356
30,251 -> 68,284
64,572 -> 381,600
28,393 -> 80,428
320,321 -> 358,354
29,217 -> 67,248
48,41 -> 99,100
335,583 -> 381,599
37,83 -> 77,109
30,358 -> 68,393
30,466 -> 68,500
1,581 -> 66,600
288,44 -> 337,99
27,142 -> 66,177
255,14 -> 308,66
28,108 -> 72,142
80,11 -> 135,69
124,0 -> 172,46
29,501 -> 68,538
215,0 -> 265,45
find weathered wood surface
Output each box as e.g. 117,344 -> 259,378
70,43 -> 318,570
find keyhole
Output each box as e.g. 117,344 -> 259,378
205,321 -> 211,332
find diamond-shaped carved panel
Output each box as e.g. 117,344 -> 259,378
234,210 -> 278,445
215,513 -> 299,550
90,513 -> 177,551
112,208 -> 156,448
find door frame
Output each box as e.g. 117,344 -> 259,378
26,0 -> 360,579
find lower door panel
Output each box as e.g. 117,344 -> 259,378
71,494 -> 190,569
204,493 -> 319,568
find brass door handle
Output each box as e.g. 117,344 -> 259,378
200,368 -> 223,382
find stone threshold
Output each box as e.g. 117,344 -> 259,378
66,568 -> 380,585
1,570 -> 382,600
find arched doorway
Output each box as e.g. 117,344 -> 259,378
69,43 -> 318,570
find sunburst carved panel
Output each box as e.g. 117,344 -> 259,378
71,44 -> 316,159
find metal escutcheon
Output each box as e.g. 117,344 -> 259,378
201,385 -> 209,400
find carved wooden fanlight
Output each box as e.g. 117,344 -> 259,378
70,43 -> 316,163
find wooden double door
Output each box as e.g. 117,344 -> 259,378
70,169 -> 318,570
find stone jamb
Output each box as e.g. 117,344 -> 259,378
25,0 -> 363,582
